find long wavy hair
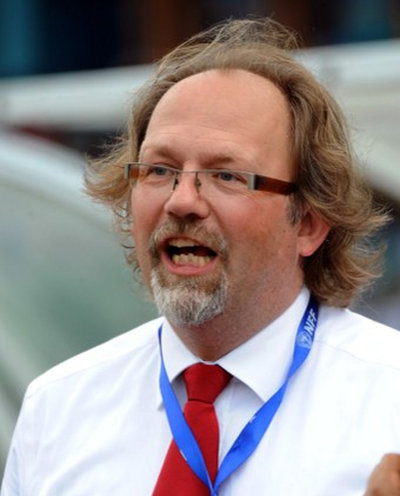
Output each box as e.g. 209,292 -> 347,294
85,17 -> 389,307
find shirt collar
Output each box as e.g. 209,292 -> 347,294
219,288 -> 310,401
157,287 -> 310,406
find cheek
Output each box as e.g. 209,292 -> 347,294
232,196 -> 287,240
129,191 -> 157,273
130,189 -> 160,241
231,198 -> 299,261
129,193 -> 140,243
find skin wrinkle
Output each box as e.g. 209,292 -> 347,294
139,134 -> 268,174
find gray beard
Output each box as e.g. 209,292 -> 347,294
150,269 -> 228,327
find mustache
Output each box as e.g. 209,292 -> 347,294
148,218 -> 228,259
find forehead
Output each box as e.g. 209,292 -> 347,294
148,69 -> 290,131
141,69 -> 293,175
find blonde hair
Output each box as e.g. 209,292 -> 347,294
85,17 -> 389,307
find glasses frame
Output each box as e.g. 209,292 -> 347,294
124,162 -> 297,196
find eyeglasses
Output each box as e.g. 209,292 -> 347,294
124,162 -> 297,197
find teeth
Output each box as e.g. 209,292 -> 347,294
167,237 -> 215,267
172,254 -> 212,266
169,238 -> 197,248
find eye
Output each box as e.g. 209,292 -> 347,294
217,171 -> 236,182
136,164 -> 174,183
140,164 -> 177,182
150,165 -> 170,176
215,170 -> 248,185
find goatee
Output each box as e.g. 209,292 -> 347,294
150,270 -> 228,326
148,219 -> 229,326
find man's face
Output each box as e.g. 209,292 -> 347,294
130,69 -> 315,328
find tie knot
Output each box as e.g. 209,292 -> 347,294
183,363 -> 232,404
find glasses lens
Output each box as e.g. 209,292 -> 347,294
133,164 -> 174,187
204,170 -> 250,195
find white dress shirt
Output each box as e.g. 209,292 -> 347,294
2,288 -> 400,495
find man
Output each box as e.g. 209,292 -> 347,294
2,17 -> 400,496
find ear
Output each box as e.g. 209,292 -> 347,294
297,208 -> 330,257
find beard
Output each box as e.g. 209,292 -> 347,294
150,269 -> 228,327
148,219 -> 229,326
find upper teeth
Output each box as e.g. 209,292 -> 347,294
169,238 -> 198,248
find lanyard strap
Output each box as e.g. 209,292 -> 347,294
158,295 -> 319,495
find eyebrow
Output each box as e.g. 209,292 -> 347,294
139,142 -> 253,169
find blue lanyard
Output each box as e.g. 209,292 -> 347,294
158,295 -> 319,495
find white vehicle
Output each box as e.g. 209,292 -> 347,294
0,129 -> 156,470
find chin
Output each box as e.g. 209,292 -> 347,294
150,270 -> 227,326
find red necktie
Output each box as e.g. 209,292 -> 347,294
152,363 -> 232,495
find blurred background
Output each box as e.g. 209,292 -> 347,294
1,0 -> 399,474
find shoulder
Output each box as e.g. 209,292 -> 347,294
25,317 -> 164,399
316,305 -> 400,371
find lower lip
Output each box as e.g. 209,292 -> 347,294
160,251 -> 219,276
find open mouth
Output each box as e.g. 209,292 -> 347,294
165,238 -> 217,267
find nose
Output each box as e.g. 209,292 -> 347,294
163,171 -> 210,219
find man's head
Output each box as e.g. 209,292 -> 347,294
129,68 -> 329,328
86,18 -> 388,313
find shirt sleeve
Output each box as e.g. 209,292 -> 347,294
1,387 -> 36,496
1,420 -> 23,496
